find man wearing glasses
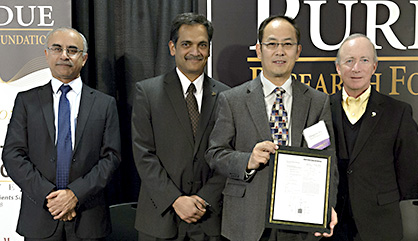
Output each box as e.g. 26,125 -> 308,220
206,15 -> 338,241
2,27 -> 121,240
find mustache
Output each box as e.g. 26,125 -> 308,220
56,61 -> 73,66
185,55 -> 204,60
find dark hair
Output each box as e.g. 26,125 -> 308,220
258,15 -> 300,44
170,12 -> 213,44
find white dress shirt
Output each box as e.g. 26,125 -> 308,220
51,77 -> 82,149
176,67 -> 204,113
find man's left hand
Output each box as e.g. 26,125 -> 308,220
314,207 -> 338,238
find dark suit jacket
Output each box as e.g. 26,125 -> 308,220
2,82 -> 121,239
131,69 -> 230,238
330,88 -> 418,241
206,76 -> 339,241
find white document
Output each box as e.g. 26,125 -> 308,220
273,153 -> 327,224
302,120 -> 330,150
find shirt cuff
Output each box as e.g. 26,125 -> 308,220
244,169 -> 256,180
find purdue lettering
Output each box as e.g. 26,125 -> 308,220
250,0 -> 418,51
0,5 -> 54,27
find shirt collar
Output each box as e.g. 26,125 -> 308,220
176,67 -> 204,95
342,85 -> 371,105
260,71 -> 292,97
51,77 -> 83,95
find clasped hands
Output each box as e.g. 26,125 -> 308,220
46,189 -> 78,222
172,195 -> 208,223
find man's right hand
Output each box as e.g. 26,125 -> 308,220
247,141 -> 277,170
46,189 -> 78,220
60,209 -> 77,222
172,195 -> 207,223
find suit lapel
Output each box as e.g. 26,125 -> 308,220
38,82 -> 55,144
290,80 -> 310,147
164,71 -> 195,146
350,89 -> 384,164
194,76 -> 217,154
246,77 -> 270,140
74,84 -> 95,153
330,91 -> 349,159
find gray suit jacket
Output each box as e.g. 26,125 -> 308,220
206,76 -> 338,241
132,69 -> 230,238
2,82 -> 121,239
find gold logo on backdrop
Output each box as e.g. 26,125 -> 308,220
247,57 -> 418,96
0,28 -> 50,45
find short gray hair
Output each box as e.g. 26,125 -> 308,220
45,27 -> 88,56
336,33 -> 377,64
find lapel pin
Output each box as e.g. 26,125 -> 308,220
371,112 -> 377,117
212,91 -> 216,96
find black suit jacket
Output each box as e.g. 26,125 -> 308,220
131,69 -> 229,238
330,88 -> 418,240
2,82 -> 121,239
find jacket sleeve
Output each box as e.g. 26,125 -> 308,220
206,92 -> 252,181
2,92 -> 56,207
395,103 -> 418,199
131,82 -> 182,215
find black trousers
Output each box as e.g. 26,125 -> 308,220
137,221 -> 222,241
25,221 -> 104,241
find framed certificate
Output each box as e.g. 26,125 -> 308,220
266,146 -> 332,233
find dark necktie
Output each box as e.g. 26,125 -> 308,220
269,87 -> 289,146
185,83 -> 199,138
56,85 -> 72,189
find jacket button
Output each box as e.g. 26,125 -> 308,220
347,169 -> 353,175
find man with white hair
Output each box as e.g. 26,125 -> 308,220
329,33 -> 418,241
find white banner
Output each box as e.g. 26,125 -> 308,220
0,1 -> 71,239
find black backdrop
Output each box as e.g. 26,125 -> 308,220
71,0 -> 199,205
62,0 -> 418,207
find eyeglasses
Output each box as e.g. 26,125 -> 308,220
261,42 -> 298,50
47,46 -> 84,57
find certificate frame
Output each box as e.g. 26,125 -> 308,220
266,146 -> 332,234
